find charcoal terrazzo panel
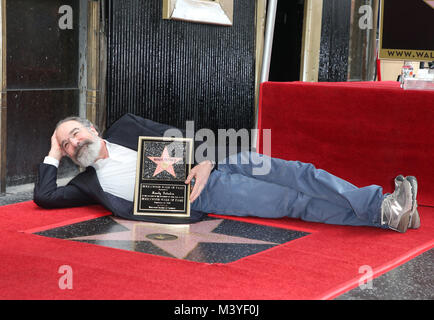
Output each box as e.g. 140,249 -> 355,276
212,219 -> 309,244
34,216 -> 128,239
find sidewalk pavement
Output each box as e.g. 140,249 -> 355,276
0,177 -> 71,206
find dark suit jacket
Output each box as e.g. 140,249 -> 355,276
33,113 -> 207,224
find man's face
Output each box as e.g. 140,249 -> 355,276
55,120 -> 102,167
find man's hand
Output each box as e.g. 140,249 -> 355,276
48,130 -> 65,161
185,160 -> 214,203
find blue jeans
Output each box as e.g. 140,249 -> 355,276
191,151 -> 386,228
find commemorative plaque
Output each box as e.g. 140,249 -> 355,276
133,136 -> 193,218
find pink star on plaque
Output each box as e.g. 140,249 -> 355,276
147,146 -> 182,178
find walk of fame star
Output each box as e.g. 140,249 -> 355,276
34,216 -> 310,263
147,146 -> 182,178
70,217 -> 278,260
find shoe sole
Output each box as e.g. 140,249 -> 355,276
406,176 -> 420,229
411,208 -> 420,229
395,209 -> 411,233
406,176 -> 418,206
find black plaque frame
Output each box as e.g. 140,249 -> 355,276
379,0 -> 434,61
133,136 -> 193,218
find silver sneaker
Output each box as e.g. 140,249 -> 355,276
395,175 -> 420,229
381,177 -> 413,233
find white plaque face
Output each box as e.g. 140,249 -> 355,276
163,0 -> 233,26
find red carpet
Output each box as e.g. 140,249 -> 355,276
257,81 -> 434,206
2,81 -> 433,299
0,201 -> 433,300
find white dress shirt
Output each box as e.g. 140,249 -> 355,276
43,140 -> 138,202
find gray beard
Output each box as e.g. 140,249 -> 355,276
74,138 -> 102,167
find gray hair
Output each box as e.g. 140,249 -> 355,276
55,116 -> 99,134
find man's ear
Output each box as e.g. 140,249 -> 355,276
89,125 -> 99,136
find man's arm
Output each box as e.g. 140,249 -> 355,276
47,130 -> 65,161
33,163 -> 96,208
33,131 -> 96,209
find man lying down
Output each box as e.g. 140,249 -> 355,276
34,113 -> 420,233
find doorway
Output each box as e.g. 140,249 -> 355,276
268,0 -> 305,82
